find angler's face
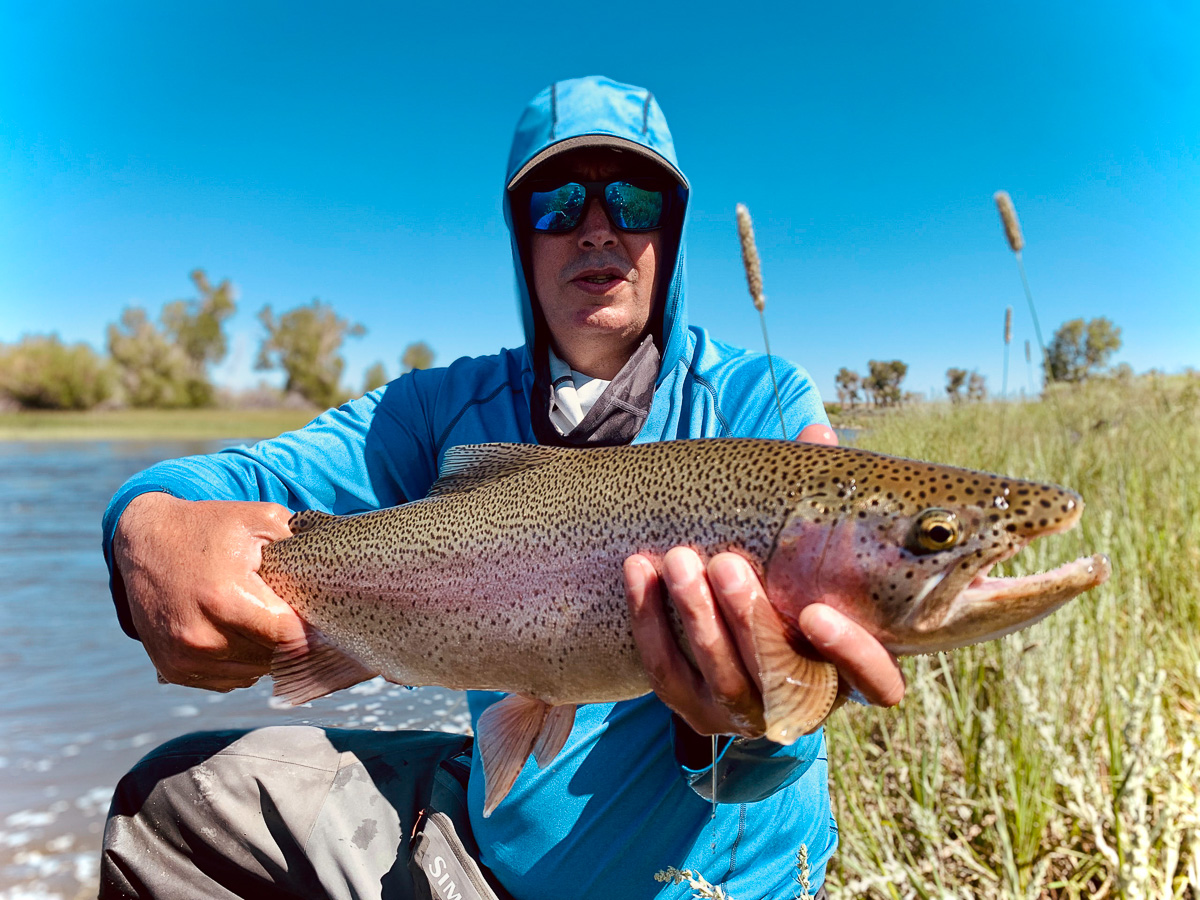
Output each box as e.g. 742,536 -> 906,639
526,150 -> 663,378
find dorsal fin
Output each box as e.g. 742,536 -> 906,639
429,443 -> 567,498
288,509 -> 340,535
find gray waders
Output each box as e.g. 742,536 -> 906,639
100,726 -> 512,900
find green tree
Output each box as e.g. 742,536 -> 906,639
967,371 -> 987,402
363,361 -> 389,393
400,341 -> 435,373
105,270 -> 236,407
1045,317 -> 1123,383
946,367 -> 968,403
867,359 -> 908,406
834,368 -> 861,408
107,307 -> 210,407
161,270 -> 236,374
0,335 -> 116,410
256,299 -> 366,409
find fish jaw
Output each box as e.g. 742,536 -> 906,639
888,552 -> 1111,654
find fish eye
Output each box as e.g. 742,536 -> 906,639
909,508 -> 961,553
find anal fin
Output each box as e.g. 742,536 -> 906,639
271,622 -> 378,705
532,704 -> 576,767
748,601 -> 839,744
478,694 -> 572,817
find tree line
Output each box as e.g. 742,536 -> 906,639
833,317 -> 1123,409
0,270 -> 434,411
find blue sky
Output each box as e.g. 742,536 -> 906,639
2,2 -> 1197,402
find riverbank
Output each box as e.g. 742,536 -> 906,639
0,408 -> 318,441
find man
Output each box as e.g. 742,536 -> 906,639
100,76 -> 904,899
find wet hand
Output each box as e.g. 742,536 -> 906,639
798,605 -> 905,711
113,493 -> 306,692
624,548 -> 770,739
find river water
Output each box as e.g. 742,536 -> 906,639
0,440 -> 470,900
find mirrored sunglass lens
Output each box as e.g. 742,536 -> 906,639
530,184 -> 586,231
605,183 -> 664,229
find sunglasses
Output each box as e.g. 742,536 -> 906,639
526,180 -> 666,234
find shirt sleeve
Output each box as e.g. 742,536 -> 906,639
101,373 -> 443,639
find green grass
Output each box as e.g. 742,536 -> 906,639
0,408 -> 319,441
825,374 -> 1200,899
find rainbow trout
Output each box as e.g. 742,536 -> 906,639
260,439 -> 1110,814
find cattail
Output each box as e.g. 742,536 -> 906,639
1004,307 -> 1013,345
994,191 -> 1024,252
1025,340 -> 1031,364
736,204 -> 765,311
735,203 -> 786,437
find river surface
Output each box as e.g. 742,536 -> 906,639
0,440 -> 470,900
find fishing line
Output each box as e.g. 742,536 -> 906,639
710,734 -> 717,854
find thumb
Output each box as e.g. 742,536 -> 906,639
233,576 -> 308,650
254,502 -> 298,542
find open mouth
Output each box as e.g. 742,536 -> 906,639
959,553 -> 1111,605
901,541 -> 1111,653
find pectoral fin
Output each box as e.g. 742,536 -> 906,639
747,602 -> 839,744
271,623 -> 378,705
476,694 -> 575,817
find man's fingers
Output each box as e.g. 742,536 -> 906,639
225,503 -> 307,651
661,548 -> 759,723
154,657 -> 267,692
798,603 -> 906,707
624,556 -> 707,703
706,554 -> 766,697
798,423 -> 838,446
226,575 -> 307,651
252,502 -> 297,542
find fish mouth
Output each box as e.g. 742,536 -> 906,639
898,550 -> 1111,654
959,552 -> 1111,607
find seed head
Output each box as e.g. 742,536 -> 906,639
1025,340 -> 1032,364
993,191 -> 1025,253
1005,307 -> 1013,344
736,204 -> 766,311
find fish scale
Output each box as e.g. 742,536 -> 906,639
259,437 -> 1110,814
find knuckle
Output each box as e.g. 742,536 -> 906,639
690,633 -> 725,660
176,626 -> 226,657
712,684 -> 750,711
882,680 -> 906,707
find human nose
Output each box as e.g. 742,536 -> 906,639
576,198 -> 617,249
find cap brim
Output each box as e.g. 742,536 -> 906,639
506,135 -> 688,192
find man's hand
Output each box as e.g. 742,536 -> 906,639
622,420 -> 906,741
113,493 -> 306,692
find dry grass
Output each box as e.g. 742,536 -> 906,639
0,407 -> 317,441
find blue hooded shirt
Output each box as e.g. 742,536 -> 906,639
101,75 -> 837,899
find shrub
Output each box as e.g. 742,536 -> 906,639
0,334 -> 116,410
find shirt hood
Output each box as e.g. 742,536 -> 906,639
503,75 -> 691,386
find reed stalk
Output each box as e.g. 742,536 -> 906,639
1002,306 -> 1013,399
736,204 -> 788,438
994,192 -> 1048,386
